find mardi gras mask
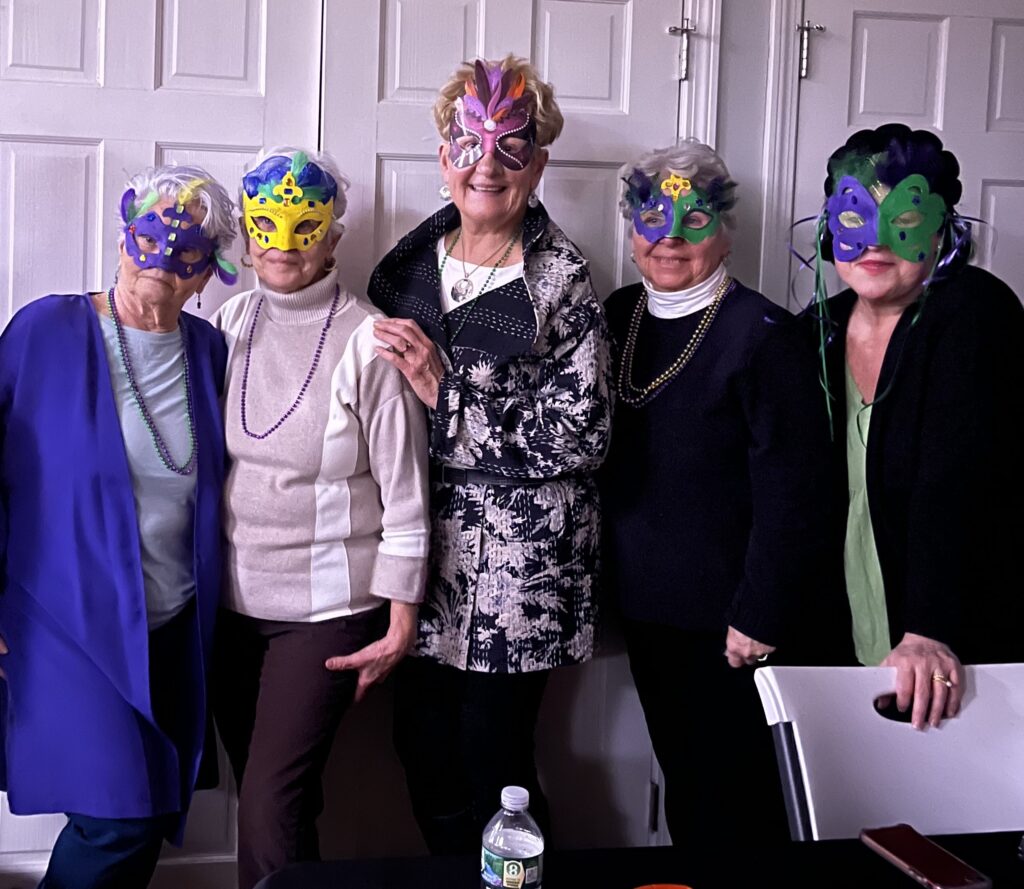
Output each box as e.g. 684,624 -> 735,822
242,153 -> 336,253
623,170 -> 722,244
120,184 -> 237,284
449,61 -> 537,171
827,173 -> 946,263
122,190 -> 215,280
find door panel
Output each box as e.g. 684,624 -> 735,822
791,0 -> 1024,301
327,0 -> 689,303
0,0 -> 321,325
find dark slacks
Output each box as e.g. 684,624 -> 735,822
392,656 -> 550,854
212,607 -> 383,889
40,813 -> 175,889
623,620 -> 790,857
41,602 -> 196,889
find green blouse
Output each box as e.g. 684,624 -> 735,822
843,363 -> 892,666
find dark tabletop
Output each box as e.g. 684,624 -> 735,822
255,832 -> 1023,889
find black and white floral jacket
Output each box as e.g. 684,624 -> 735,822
368,201 -> 613,672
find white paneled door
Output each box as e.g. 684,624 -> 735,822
0,0 -> 321,881
324,0 -> 719,302
790,0 -> 1024,301
322,0 -> 720,850
0,0 -> 322,326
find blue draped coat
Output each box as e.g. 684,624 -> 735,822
0,294 -> 226,838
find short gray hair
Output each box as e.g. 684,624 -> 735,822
240,146 -> 350,236
117,164 -> 237,249
618,139 -> 738,229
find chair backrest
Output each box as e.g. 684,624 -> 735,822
754,664 -> 1024,841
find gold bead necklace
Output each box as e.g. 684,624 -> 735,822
618,275 -> 733,407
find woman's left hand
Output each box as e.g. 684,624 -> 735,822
725,625 -> 776,668
374,318 -> 444,409
324,601 -> 418,703
880,632 -> 963,730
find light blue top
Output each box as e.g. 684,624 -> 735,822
100,314 -> 196,629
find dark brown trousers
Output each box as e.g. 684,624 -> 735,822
212,607 -> 384,889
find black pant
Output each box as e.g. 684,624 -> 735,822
393,656 -> 550,854
212,608 -> 383,889
623,620 -> 790,856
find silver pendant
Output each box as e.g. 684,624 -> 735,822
452,277 -> 474,300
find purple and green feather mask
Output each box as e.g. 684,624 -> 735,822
120,183 -> 237,284
623,169 -> 728,244
449,61 -> 538,171
825,153 -> 947,263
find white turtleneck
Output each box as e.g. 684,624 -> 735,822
644,262 -> 728,319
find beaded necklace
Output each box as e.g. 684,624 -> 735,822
240,285 -> 341,439
440,227 -> 521,344
443,228 -> 520,301
105,287 -> 197,475
618,275 -> 733,407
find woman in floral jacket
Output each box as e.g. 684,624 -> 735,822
368,55 -> 612,852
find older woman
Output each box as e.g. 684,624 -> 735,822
810,123 -> 1024,728
368,57 -> 612,851
600,141 -> 834,853
0,166 -> 236,888
211,147 -> 430,889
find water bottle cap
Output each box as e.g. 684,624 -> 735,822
501,785 -> 530,811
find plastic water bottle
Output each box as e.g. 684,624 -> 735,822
480,786 -> 544,889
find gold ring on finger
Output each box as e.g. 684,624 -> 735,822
931,672 -> 954,688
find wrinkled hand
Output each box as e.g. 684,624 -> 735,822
880,632 -> 962,730
724,626 -> 776,668
0,634 -> 7,680
374,318 -> 444,409
324,602 -> 417,703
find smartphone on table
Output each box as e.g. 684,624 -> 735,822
860,823 -> 992,889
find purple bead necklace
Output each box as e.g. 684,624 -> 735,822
240,285 -> 341,439
106,286 -> 197,476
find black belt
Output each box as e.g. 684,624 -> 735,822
434,465 -> 566,488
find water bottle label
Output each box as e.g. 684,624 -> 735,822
480,847 -> 542,888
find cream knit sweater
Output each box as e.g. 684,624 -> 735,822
213,269 -> 430,622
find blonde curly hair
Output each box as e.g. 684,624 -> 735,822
432,54 -> 564,148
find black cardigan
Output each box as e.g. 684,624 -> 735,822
817,264 -> 1024,664
601,280 -> 839,655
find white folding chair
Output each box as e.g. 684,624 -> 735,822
754,664 -> 1024,840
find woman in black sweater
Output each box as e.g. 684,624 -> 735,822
810,124 -> 1024,730
601,141 -> 836,855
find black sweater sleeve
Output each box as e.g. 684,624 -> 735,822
726,314 -> 835,647
899,284 -> 1024,649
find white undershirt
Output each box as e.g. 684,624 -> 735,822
437,237 -> 525,314
644,262 -> 728,319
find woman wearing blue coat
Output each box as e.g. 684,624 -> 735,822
0,165 -> 237,888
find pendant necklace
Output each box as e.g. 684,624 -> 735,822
441,228 -> 520,302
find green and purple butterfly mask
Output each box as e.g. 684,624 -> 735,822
826,172 -> 946,263
623,169 -> 725,244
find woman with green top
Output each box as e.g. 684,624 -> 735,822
811,123 -> 1024,729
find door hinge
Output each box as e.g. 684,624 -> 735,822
796,20 -> 827,79
667,18 -> 697,81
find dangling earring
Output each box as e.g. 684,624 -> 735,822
241,254 -> 254,269
324,257 -> 337,272
439,184 -> 452,202
196,292 -> 203,310
527,192 -> 540,209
